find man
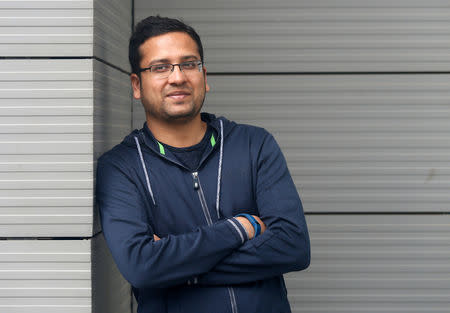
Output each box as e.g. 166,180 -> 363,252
96,16 -> 310,313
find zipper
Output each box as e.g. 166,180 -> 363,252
191,171 -> 239,313
192,172 -> 213,226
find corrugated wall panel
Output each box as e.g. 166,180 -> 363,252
285,214 -> 450,312
0,0 -> 131,71
92,233 -> 132,313
0,240 -> 91,313
135,0 -> 450,72
132,99 -> 145,130
0,59 -> 94,237
133,74 -> 450,213
92,59 -> 132,239
0,1 -> 94,57
0,58 -> 132,237
91,3 -> 134,309
93,60 -> 132,160
94,0 -> 132,71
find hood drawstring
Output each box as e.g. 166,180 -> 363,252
134,136 -> 156,205
134,120 -> 224,218
215,120 -> 224,218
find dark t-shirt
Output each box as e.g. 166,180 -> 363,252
163,126 -> 214,172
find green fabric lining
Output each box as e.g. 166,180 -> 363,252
157,141 -> 165,155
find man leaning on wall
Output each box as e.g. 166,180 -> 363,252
96,15 -> 310,313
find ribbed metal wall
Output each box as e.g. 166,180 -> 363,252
0,240 -> 91,313
92,233 -> 132,313
1,0 -> 133,312
93,60 -> 133,160
94,0 -> 132,71
135,0 -> 450,73
0,59 -> 94,237
0,0 -> 130,70
288,214 -> 450,313
133,1 -> 450,312
0,1 -> 93,57
0,59 -> 132,237
205,74 -> 450,213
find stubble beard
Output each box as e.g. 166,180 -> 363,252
143,85 -> 207,125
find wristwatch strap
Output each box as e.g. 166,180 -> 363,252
235,213 -> 261,237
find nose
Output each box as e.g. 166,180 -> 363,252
167,64 -> 186,84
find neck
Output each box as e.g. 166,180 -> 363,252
146,114 -> 207,148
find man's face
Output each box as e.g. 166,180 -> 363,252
131,32 -> 210,124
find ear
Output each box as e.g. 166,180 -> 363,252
130,73 -> 141,99
203,66 -> 210,93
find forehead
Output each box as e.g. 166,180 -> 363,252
139,32 -> 200,65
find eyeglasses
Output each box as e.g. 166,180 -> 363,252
139,60 -> 204,79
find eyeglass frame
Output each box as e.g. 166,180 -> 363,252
138,60 -> 204,78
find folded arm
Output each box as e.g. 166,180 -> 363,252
197,133 -> 311,285
96,155 -> 249,289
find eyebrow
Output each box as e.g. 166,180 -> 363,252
148,55 -> 199,65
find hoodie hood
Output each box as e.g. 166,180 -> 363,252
122,112 -> 237,151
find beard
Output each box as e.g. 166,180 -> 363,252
142,85 -> 207,125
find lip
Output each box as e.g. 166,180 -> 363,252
166,90 -> 191,99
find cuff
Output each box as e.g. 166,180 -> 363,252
226,217 -> 248,244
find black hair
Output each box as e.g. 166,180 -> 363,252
129,16 -> 204,75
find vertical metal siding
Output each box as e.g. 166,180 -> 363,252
0,240 -> 91,313
134,0 -> 450,72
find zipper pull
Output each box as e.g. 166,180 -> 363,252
192,172 -> 199,190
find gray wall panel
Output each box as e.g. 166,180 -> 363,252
286,214 -> 450,312
94,0 -> 132,71
0,1 -> 93,57
93,60 -> 132,160
0,1 -> 134,311
0,240 -> 91,313
132,99 -> 145,130
93,59 -> 132,236
0,59 -> 132,237
92,233 -> 132,313
134,0 -> 450,72
201,74 -> 450,213
0,59 -> 94,237
1,0 -> 131,71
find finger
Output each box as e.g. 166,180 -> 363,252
153,234 -> 161,241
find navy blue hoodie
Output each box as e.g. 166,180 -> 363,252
96,113 -> 310,313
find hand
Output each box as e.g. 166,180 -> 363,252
235,215 -> 267,239
235,216 -> 255,239
153,234 -> 161,241
251,215 -> 266,234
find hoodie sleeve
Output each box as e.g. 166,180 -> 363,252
96,153 -> 248,289
197,132 -> 310,285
